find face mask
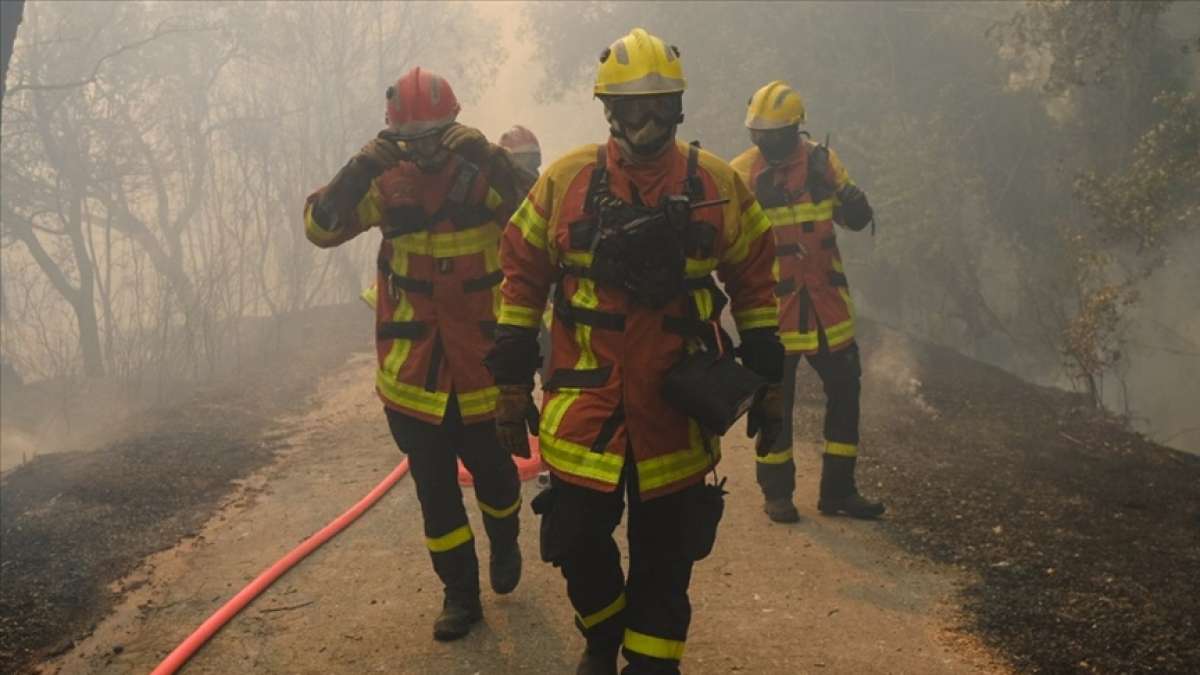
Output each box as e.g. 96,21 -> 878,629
751,127 -> 800,163
408,133 -> 450,173
609,106 -> 676,158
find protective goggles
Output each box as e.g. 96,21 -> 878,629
604,94 -> 683,128
406,132 -> 446,159
749,126 -> 798,147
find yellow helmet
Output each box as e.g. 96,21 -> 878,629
594,28 -> 686,96
745,80 -> 806,130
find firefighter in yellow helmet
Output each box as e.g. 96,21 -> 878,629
731,80 -> 884,522
487,28 -> 783,675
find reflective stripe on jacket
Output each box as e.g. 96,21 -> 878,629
305,154 -> 512,424
498,138 -> 778,500
731,141 -> 856,356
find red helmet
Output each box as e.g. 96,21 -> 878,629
499,125 -> 540,155
385,67 -> 460,139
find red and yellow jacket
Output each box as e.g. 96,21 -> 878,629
305,154 -> 514,424
731,140 -> 858,355
497,139 -> 778,499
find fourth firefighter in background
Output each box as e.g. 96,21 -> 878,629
731,80 -> 885,522
487,28 -> 783,675
303,67 -> 529,642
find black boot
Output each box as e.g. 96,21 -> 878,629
489,540 -> 522,594
818,454 -> 885,519
433,592 -> 483,641
763,497 -> 802,523
576,642 -> 620,675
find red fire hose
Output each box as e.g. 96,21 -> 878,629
150,459 -> 411,675
151,442 -> 543,674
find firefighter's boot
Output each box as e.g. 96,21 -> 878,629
489,540 -> 522,595
817,454 -> 885,519
483,508 -> 522,594
433,591 -> 483,641
576,641 -> 620,675
763,497 -> 802,523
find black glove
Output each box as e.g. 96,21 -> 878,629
805,144 -> 836,202
485,325 -> 542,385
737,328 -> 784,383
441,123 -> 492,165
312,134 -> 406,231
835,183 -> 873,231
356,134 -> 407,175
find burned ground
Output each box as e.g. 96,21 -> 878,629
0,304 -> 369,673
841,320 -> 1200,673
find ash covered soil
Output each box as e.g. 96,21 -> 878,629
1,306 -> 1197,674
840,319 -> 1200,673
0,304 -> 369,673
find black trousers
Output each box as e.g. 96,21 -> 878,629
756,343 -> 862,500
385,395 -> 521,600
548,464 -> 701,674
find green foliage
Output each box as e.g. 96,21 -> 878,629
1074,92 -> 1200,258
991,0 -> 1173,95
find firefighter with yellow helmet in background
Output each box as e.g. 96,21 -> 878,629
731,80 -> 885,523
486,28 -> 784,675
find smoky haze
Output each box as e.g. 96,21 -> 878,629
1,0 -> 1198,470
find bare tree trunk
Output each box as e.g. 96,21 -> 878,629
0,0 -> 24,112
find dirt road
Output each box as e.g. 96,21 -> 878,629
42,350 -> 999,674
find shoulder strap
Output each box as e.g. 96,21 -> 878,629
445,158 -> 479,205
686,142 -> 704,202
584,145 -> 608,214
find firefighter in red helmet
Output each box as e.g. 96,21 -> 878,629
500,124 -> 542,178
304,67 -> 528,641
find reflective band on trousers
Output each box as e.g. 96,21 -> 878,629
624,628 -> 685,661
825,441 -> 858,458
426,524 -> 473,552
578,592 -> 626,629
478,495 -> 522,519
756,448 -> 793,465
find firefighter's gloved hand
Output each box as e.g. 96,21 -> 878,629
746,382 -> 785,451
355,135 -> 407,176
834,183 -> 873,231
496,384 -> 538,459
837,183 -> 865,204
441,123 -> 491,164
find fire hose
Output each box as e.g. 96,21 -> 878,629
151,445 -> 542,674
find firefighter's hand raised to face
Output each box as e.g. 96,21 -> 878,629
441,122 -> 490,165
355,133 -> 408,176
